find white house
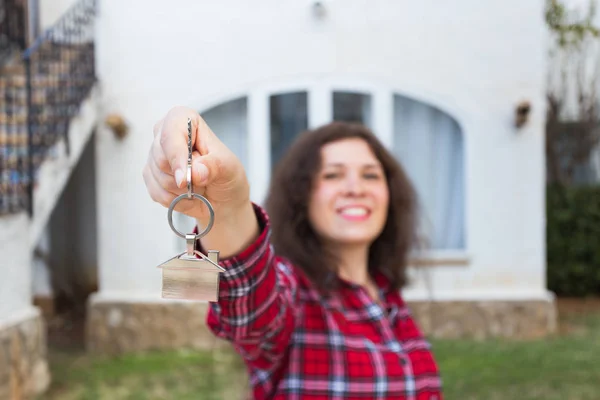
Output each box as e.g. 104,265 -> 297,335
1,0 -> 560,395
86,0 -> 555,354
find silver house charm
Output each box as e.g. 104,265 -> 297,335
157,118 -> 225,302
157,234 -> 225,302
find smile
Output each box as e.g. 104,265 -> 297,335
337,206 -> 371,220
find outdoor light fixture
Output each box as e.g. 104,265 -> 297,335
105,113 -> 129,139
515,100 -> 531,129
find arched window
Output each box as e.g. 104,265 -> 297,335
176,85 -> 465,254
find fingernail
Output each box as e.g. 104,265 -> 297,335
197,163 -> 208,183
175,169 -> 184,187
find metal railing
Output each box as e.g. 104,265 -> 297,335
0,0 -> 96,216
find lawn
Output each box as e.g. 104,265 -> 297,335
40,299 -> 600,400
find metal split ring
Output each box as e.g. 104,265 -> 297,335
167,192 -> 215,240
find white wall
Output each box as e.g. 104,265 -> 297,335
0,213 -> 36,325
38,0 -> 79,31
94,0 -> 550,301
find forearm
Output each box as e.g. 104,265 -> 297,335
202,204 -> 298,369
196,200 -> 260,259
207,248 -> 298,366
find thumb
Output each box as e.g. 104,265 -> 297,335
192,151 -> 220,187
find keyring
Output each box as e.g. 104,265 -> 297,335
167,192 -> 215,239
166,117 -> 214,239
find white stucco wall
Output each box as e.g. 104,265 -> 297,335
38,0 -> 79,31
0,213 -> 37,326
94,0 -> 550,302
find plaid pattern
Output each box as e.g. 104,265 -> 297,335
206,204 -> 443,400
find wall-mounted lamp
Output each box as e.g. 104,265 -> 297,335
105,113 -> 129,139
515,100 -> 531,129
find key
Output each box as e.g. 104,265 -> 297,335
156,118 -> 224,302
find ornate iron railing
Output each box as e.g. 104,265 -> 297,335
0,0 -> 96,216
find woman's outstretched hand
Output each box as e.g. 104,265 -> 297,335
143,106 -> 250,220
143,106 -> 258,256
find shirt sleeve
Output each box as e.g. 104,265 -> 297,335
202,203 -> 299,371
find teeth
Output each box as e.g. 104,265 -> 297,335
341,207 -> 368,216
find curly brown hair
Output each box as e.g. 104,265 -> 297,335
264,121 -> 420,294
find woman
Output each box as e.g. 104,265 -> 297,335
143,106 -> 443,400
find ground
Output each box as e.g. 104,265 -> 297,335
37,297 -> 600,400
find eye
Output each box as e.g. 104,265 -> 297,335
322,172 -> 341,180
364,172 -> 382,180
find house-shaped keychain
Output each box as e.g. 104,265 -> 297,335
157,241 -> 225,302
158,120 -> 226,303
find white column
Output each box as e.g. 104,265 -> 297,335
309,82 -> 332,129
247,90 -> 270,205
0,212 -> 49,396
0,213 -> 37,325
372,89 -> 393,149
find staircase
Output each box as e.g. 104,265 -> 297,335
0,1 -> 99,397
0,0 -> 98,246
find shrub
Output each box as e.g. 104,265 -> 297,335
546,184 -> 600,296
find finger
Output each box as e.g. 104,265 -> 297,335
153,118 -> 164,138
194,116 -> 222,156
152,134 -> 172,174
144,166 -> 202,215
194,117 -> 210,155
160,108 -> 199,188
148,152 -> 184,195
191,151 -> 220,187
143,164 -> 176,208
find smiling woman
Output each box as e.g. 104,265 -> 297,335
206,120 -> 441,400
143,105 -> 443,399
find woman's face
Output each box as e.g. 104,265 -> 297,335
308,138 -> 389,247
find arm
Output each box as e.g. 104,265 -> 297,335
143,107 -> 295,369
197,200 -> 259,259
201,203 -> 298,371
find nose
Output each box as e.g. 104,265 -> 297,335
343,172 -> 365,196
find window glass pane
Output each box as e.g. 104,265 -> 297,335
270,92 -> 308,169
333,91 -> 372,127
393,94 -> 464,250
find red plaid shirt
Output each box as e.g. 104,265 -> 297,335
206,204 -> 443,400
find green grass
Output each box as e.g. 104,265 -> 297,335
41,310 -> 600,400
41,348 -> 249,400
432,313 -> 600,400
